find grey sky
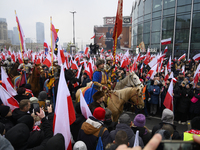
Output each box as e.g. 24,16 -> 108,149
0,0 -> 133,49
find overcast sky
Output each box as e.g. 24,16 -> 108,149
0,0 -> 133,49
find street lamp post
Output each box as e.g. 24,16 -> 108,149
70,11 -> 76,45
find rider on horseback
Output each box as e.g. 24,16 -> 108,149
49,59 -> 60,79
17,57 -> 33,77
3,56 -> 14,74
104,57 -> 115,81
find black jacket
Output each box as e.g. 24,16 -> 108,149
151,122 -> 181,140
0,116 -> 15,133
82,76 -> 91,87
12,108 -> 30,124
103,119 -> 117,133
190,88 -> 200,115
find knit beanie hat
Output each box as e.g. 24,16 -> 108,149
38,91 -> 47,101
161,108 -> 174,124
93,107 -> 105,121
73,141 -> 87,150
134,114 -> 146,127
118,114 -> 131,126
0,105 -> 10,117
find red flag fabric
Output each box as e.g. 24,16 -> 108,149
164,67 -> 169,82
84,47 -> 89,56
53,65 -> 75,150
144,49 -> 150,65
99,34 -> 104,40
112,0 -> 123,40
43,54 -> 52,68
163,79 -> 173,111
51,21 -> 58,53
167,56 -> 172,72
91,34 -> 95,39
79,90 -> 92,119
178,53 -> 186,61
1,67 -> 17,96
164,46 -> 168,53
193,53 -> 200,61
146,64 -> 158,79
161,38 -> 171,45
0,85 -> 19,111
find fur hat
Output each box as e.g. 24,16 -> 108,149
161,108 -> 174,124
134,114 -> 146,127
118,114 -> 131,126
92,91 -> 104,101
95,59 -> 105,67
93,107 -> 105,121
0,106 -> 10,118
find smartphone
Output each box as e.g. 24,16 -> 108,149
157,140 -> 200,150
33,103 -> 40,115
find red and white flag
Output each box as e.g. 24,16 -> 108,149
99,34 -> 104,40
161,38 -> 171,45
164,67 -> 169,81
163,79 -> 173,111
79,90 -> 92,119
1,67 -> 17,96
167,56 -> 171,72
164,46 -> 168,54
0,85 -> 19,111
43,53 -> 52,68
74,66 -> 82,88
193,53 -> 200,61
146,63 -> 158,79
91,34 -> 95,39
57,43 -> 65,66
182,65 -> 185,76
84,47 -> 89,56
53,65 -> 76,150
178,53 -> 186,61
193,64 -> 200,85
144,48 -> 151,65
169,72 -> 174,79
121,50 -> 130,68
50,21 -> 58,54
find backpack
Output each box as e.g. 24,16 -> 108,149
96,127 -> 105,150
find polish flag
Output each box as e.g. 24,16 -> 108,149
146,63 -> 158,79
79,90 -> 92,119
0,85 -> 19,111
17,52 -> 23,64
121,50 -> 130,68
164,67 -> 169,81
74,66 -> 82,88
164,46 -> 168,54
148,55 -> 158,68
161,38 -> 171,45
57,43 -> 65,66
71,59 -> 78,70
1,67 -> 17,96
99,34 -> 104,40
167,56 -> 171,72
163,79 -> 173,111
11,51 -> 16,62
53,65 -> 76,150
178,53 -> 186,61
143,48 -> 151,65
193,53 -> 200,61
182,65 -> 185,76
91,34 -> 95,39
140,64 -> 143,75
193,64 -> 200,85
43,54 -> 52,68
50,21 -> 58,53
100,48 -> 104,53
84,47 -> 89,56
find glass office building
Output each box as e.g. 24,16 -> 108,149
131,0 -> 200,59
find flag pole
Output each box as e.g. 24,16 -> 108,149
112,30 -> 117,76
50,16 -> 55,110
15,10 -> 27,84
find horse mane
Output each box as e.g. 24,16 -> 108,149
112,87 -> 136,101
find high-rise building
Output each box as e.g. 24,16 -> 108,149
8,30 -> 14,44
36,22 -> 44,44
25,38 -> 32,43
0,18 -> 8,45
13,27 -> 20,45
131,0 -> 200,59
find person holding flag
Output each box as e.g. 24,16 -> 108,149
17,57 -> 33,80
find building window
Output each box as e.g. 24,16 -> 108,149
177,5 -> 191,14
143,33 -> 150,45
144,22 -> 150,33
133,35 -> 137,46
176,14 -> 190,30
177,0 -> 192,6
193,3 -> 200,12
138,1 -> 143,17
162,17 -> 174,30
137,34 -> 143,45
144,14 -> 151,21
163,8 -> 175,16
153,0 -> 162,12
134,25 -> 138,35
138,23 -> 143,35
163,0 -> 175,9
153,11 -> 161,18
144,0 -> 152,14
151,32 -> 160,44
152,19 -> 161,32
194,0 -> 200,3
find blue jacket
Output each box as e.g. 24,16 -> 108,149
148,85 -> 160,104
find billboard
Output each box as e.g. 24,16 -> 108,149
94,26 -> 131,50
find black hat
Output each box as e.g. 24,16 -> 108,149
46,133 -> 65,150
38,91 -> 47,101
92,91 -> 104,101
0,106 -> 10,118
25,84 -> 31,90
18,115 -> 34,131
5,123 -> 30,149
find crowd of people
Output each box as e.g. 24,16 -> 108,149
1,51 -> 200,149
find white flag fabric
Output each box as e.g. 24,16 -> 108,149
80,90 -> 92,119
1,67 -> 17,96
133,130 -> 139,147
0,85 -> 19,110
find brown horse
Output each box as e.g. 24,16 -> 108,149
28,64 -> 43,97
9,62 -> 20,80
107,87 -> 144,122
76,86 -> 144,122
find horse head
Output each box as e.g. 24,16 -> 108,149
33,64 -> 43,77
130,87 -> 144,109
129,72 -> 142,87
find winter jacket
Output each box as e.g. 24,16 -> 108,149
148,85 -> 160,104
103,119 -> 117,133
151,122 -> 181,140
12,108 -> 30,124
0,134 -> 14,150
110,123 -> 144,147
190,88 -> 200,115
77,116 -> 112,150
70,114 -> 86,142
89,101 -> 102,114
82,76 -> 91,87
131,126 -> 151,146
177,87 -> 193,113
0,116 -> 15,133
